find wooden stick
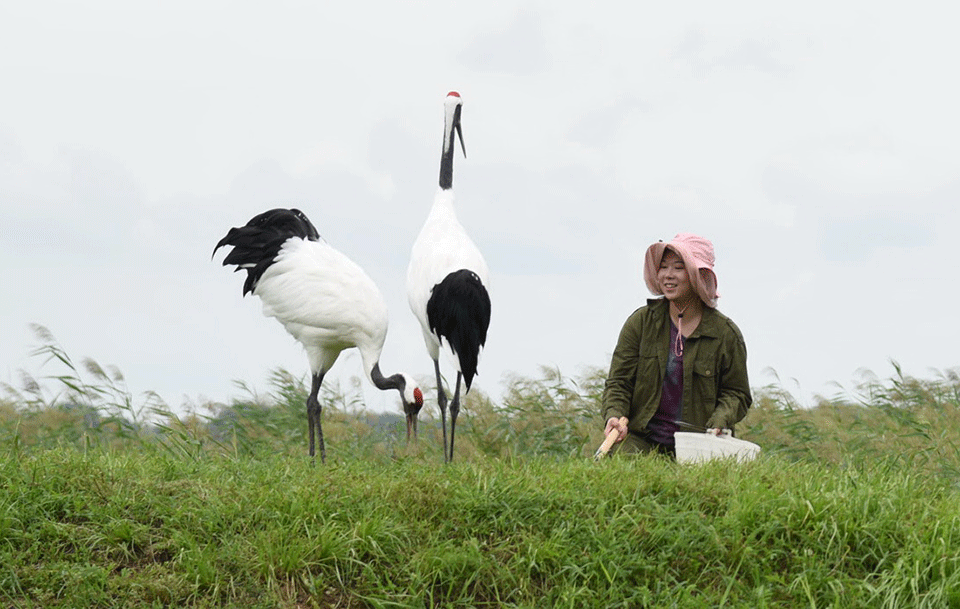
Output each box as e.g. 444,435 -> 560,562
593,428 -> 621,461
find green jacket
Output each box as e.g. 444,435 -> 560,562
602,298 -> 752,434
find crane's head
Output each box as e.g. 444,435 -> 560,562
398,374 -> 425,441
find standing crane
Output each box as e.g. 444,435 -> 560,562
407,92 -> 491,462
214,208 -> 423,462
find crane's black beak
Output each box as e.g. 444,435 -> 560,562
455,122 -> 466,158
406,412 -> 418,442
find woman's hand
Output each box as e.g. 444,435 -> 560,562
604,417 -> 629,442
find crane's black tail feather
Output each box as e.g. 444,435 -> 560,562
213,208 -> 320,296
426,269 -> 491,391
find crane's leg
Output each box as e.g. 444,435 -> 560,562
307,372 -> 326,463
449,372 -> 463,463
434,359 -> 449,462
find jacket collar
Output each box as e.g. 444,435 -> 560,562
646,297 -> 721,339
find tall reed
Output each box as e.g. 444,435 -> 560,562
4,325 -> 960,483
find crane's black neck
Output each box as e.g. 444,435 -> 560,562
370,362 -> 405,395
438,106 -> 461,190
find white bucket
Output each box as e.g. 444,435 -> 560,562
674,432 -> 761,464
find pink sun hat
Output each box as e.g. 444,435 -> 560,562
644,233 -> 720,308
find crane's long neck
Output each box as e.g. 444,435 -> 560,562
370,362 -> 405,395
439,107 -> 460,190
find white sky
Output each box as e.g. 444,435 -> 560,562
2,1 -> 958,416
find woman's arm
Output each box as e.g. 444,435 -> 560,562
601,311 -> 641,424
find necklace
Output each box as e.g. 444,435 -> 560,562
674,304 -> 686,358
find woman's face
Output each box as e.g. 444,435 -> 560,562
658,250 -> 695,304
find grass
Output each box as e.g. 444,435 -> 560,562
2,326 -> 960,607
2,448 -> 959,608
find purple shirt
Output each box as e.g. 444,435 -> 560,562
647,322 -> 683,446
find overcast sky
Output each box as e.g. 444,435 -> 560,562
2,1 -> 958,418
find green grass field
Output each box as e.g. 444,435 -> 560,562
2,327 -> 960,607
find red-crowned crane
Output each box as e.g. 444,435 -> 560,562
214,208 -> 424,462
407,92 -> 491,462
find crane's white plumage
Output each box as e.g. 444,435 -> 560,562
407,188 -> 490,366
258,237 -> 389,377
215,208 -> 423,462
407,91 -> 491,463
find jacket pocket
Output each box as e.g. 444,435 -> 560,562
692,362 -> 718,410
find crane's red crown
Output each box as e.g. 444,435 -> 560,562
414,387 -> 424,407
446,91 -> 460,98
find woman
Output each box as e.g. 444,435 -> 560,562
601,233 -> 751,456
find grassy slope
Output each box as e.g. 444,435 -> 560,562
4,332 -> 960,607
2,446 -> 959,608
